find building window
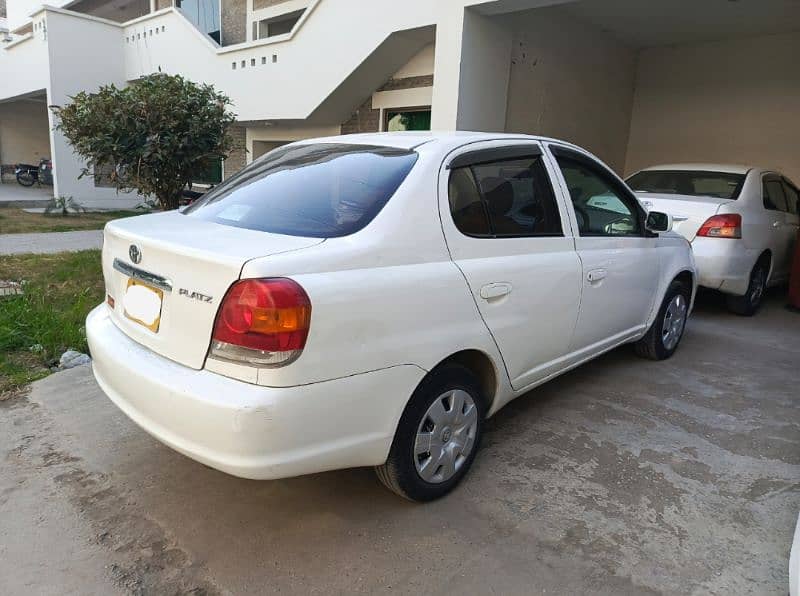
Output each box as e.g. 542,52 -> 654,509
193,158 -> 223,185
385,108 -> 432,132
254,9 -> 304,40
176,0 -> 220,44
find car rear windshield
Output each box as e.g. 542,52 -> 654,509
626,170 -> 746,200
183,143 -> 418,238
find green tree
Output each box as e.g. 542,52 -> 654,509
51,73 -> 236,210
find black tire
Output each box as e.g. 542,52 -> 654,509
375,363 -> 486,502
634,279 -> 691,361
16,172 -> 35,187
726,258 -> 769,316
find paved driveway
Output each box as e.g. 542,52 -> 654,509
0,230 -> 103,255
0,182 -> 52,207
1,292 -> 798,595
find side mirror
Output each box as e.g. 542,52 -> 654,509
645,210 -> 673,233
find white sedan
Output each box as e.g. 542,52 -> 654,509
627,164 -> 800,315
87,132 -> 696,501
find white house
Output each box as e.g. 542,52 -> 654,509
1,0 -> 799,209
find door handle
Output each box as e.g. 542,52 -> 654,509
480,282 -> 512,300
587,268 -> 607,283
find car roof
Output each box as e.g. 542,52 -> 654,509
635,163 -> 753,175
292,131 -> 579,151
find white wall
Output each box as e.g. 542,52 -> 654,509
46,8 -> 139,207
0,99 -> 51,164
455,9 -> 511,132
6,0 -> 72,30
502,7 -> 637,172
625,31 -> 800,183
392,43 -> 434,78
0,19 -> 50,102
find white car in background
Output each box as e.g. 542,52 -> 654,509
627,164 -> 800,315
87,132 -> 695,501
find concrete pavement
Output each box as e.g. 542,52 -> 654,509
0,183 -> 52,208
0,230 -> 103,255
1,291 -> 798,595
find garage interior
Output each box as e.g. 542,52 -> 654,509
492,0 -> 800,183
0,94 -> 51,169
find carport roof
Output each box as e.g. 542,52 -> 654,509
556,0 -> 800,47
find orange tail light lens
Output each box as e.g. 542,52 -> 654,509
210,278 -> 311,367
697,214 -> 742,239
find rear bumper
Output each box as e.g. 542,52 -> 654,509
86,305 -> 425,480
690,237 -> 759,296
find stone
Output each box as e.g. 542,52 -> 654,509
0,280 -> 23,297
59,350 -> 91,369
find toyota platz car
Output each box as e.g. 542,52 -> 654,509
87,132 -> 696,501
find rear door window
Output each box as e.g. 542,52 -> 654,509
763,177 -> 788,212
782,180 -> 799,215
184,143 -> 418,238
448,154 -> 563,238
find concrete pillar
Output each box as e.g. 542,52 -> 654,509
431,7 -> 511,132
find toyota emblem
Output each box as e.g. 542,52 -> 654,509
129,244 -> 142,264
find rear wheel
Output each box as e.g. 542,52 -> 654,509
16,172 -> 35,187
726,258 -> 768,316
375,363 -> 485,502
634,279 -> 690,361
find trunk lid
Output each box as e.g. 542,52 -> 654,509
102,211 -> 323,369
635,192 -> 734,240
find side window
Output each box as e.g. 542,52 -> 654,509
448,155 -> 563,238
763,177 -> 788,212
449,168 -> 490,236
554,155 -> 642,237
782,180 -> 799,215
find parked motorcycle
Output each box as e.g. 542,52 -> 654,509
15,158 -> 53,187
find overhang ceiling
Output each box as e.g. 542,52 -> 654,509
557,0 -> 800,48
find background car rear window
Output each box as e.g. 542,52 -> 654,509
183,144 -> 418,238
448,156 -> 562,238
626,170 -> 745,200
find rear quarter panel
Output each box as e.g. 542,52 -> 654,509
234,148 -> 509,404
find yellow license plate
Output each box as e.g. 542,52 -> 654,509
123,278 -> 164,333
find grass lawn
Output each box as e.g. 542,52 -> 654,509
0,209 -> 140,234
0,250 -> 103,396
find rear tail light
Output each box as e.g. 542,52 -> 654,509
697,214 -> 742,239
210,278 -> 311,367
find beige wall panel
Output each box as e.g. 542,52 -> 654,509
626,32 -> 800,183
0,100 -> 51,165
503,9 -> 637,173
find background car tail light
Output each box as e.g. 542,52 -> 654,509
210,278 -> 311,367
697,214 -> 742,239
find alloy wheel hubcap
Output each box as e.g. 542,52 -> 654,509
661,294 -> 687,351
414,389 -> 478,484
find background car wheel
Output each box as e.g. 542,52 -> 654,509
726,258 -> 769,316
16,172 -> 35,187
634,279 -> 690,361
375,363 -> 486,502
